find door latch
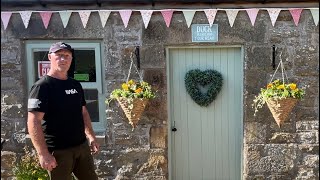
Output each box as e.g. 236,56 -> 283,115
171,121 -> 177,132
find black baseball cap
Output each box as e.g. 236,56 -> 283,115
49,42 -> 73,53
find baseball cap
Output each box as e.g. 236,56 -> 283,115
49,42 -> 73,53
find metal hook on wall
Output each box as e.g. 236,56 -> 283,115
134,46 -> 140,70
272,45 -> 276,70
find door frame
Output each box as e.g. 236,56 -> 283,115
166,45 -> 245,180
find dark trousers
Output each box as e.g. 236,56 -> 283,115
49,142 -> 98,180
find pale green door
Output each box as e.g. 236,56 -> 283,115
168,47 -> 243,180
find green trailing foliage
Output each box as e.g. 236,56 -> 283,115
185,69 -> 223,107
13,147 -> 49,180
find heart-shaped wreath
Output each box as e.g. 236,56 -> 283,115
185,69 -> 223,107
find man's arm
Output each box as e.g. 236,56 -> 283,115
27,111 -> 48,155
82,106 -> 100,154
27,111 -> 57,171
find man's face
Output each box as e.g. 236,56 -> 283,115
48,49 -> 73,73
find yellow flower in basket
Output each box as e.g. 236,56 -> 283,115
106,79 -> 156,129
252,79 -> 306,127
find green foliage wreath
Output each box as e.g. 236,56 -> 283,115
185,69 -> 223,107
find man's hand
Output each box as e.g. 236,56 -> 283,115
89,140 -> 100,155
38,153 -> 57,171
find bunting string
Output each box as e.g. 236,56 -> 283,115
1,8 -> 319,30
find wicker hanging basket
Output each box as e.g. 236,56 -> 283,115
117,97 -> 149,129
266,98 -> 298,128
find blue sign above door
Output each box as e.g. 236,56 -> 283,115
191,24 -> 218,42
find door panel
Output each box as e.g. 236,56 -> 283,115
169,47 -> 242,180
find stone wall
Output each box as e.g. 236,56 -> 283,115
1,8 -> 319,180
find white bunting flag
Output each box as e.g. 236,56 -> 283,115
204,9 -> 217,27
59,11 -> 72,28
98,10 -> 111,28
19,11 -> 32,28
225,9 -> 239,27
289,8 -> 303,26
246,9 -> 259,26
1,12 -> 12,30
267,8 -> 281,27
309,8 -> 319,26
140,10 -> 153,29
39,11 -> 53,29
182,10 -> 196,28
78,11 -> 91,28
119,10 -> 132,28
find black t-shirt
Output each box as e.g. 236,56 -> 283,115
28,75 -> 87,151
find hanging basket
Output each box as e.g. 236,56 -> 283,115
117,97 -> 149,129
266,98 -> 298,128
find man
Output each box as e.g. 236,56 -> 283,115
27,42 -> 99,180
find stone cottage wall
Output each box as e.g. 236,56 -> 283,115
1,8 -> 319,180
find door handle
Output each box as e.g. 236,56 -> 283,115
172,127 -> 177,132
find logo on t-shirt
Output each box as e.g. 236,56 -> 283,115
65,89 -> 78,95
28,98 -> 41,109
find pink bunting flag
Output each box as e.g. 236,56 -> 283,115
1,12 -> 12,30
161,9 -> 174,27
39,11 -> 52,29
267,9 -> 281,27
289,8 -> 303,26
204,9 -> 217,27
19,11 -> 32,28
140,10 -> 153,29
119,10 -> 132,28
78,11 -> 91,28
246,9 -> 259,26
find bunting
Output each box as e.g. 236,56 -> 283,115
39,11 -> 52,29
267,8 -> 281,27
119,10 -> 132,28
59,11 -> 72,28
19,11 -> 32,28
140,10 -> 153,29
98,10 -> 111,28
182,10 -> 196,28
225,9 -> 239,27
289,8 -> 303,26
204,9 -> 217,27
309,8 -> 319,26
1,12 -> 12,30
246,9 -> 259,26
1,8 -> 318,30
161,9 -> 174,27
78,11 -> 91,28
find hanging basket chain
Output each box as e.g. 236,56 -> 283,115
126,52 -> 143,83
269,51 -> 289,85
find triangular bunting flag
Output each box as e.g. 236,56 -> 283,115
1,12 -> 12,30
225,9 -> 239,27
140,10 -> 153,29
246,9 -> 259,26
119,10 -> 132,28
204,9 -> 217,27
289,8 -> 303,26
39,11 -> 53,29
98,10 -> 111,28
78,11 -> 91,28
59,11 -> 72,28
182,10 -> 196,28
267,8 -> 281,27
161,9 -> 174,27
309,8 -> 319,26
19,11 -> 32,28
